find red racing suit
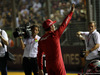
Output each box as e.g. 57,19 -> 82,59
37,12 -> 73,75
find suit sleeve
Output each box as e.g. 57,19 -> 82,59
55,12 -> 73,38
37,43 -> 44,70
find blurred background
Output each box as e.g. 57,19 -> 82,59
0,0 -> 100,74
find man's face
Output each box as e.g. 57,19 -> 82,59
32,27 -> 39,36
50,24 -> 55,31
88,23 -> 96,33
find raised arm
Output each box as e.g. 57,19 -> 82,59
55,4 -> 75,38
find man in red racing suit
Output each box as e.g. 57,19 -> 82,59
37,4 -> 75,75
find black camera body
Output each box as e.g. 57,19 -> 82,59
13,24 -> 32,38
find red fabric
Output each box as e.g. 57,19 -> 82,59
43,19 -> 56,29
37,12 -> 73,75
9,39 -> 14,47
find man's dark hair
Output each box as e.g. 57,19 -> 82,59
89,21 -> 97,27
31,25 -> 40,31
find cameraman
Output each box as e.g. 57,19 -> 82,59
0,29 -> 9,75
19,25 -> 40,75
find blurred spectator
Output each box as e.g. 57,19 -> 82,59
80,4 -> 86,15
71,0 -> 80,5
6,12 -> 12,28
21,0 -> 27,4
0,14 -> 5,28
28,0 -> 34,8
16,13 -> 20,27
18,13 -> 24,27
0,0 -> 87,42
65,2 -> 71,13
58,2 -> 65,16
32,0 -> 42,14
63,2 -> 71,16
54,10 -> 62,23
20,4 -> 29,17
29,12 -> 36,25
77,4 -> 86,22
8,38 -> 14,48
2,7 -> 8,16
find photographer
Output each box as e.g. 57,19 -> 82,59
77,21 -> 100,74
0,29 -> 9,75
19,25 -> 40,75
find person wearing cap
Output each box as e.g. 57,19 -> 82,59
19,25 -> 40,75
37,4 -> 75,75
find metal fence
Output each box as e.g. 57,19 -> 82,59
2,0 -> 100,47
60,22 -> 87,46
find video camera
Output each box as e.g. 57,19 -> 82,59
13,23 -> 32,38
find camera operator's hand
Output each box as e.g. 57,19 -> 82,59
19,36 -> 25,50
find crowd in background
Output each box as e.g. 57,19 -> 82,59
0,0 -> 86,28
0,0 -> 87,47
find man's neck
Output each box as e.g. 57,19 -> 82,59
89,29 -> 96,34
45,31 -> 50,34
32,35 -> 36,38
